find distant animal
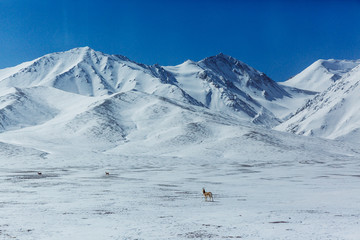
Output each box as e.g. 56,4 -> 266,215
202,188 -> 213,201
37,172 -> 42,175
105,172 -> 110,175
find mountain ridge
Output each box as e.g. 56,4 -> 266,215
0,47 -> 307,128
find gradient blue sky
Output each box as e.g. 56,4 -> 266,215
0,0 -> 360,81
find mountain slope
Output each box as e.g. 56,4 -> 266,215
0,87 -> 56,131
0,88 -> 250,153
276,64 -> 360,142
282,59 -> 360,92
164,54 -> 287,126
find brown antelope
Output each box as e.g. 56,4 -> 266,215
105,172 -> 110,175
202,188 -> 213,201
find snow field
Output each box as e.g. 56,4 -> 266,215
1,126 -> 360,240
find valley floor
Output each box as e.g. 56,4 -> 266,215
1,145 -> 360,240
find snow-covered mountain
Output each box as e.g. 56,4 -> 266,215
0,47 -> 311,128
6,46 -> 360,149
276,63 -> 360,142
282,59 -> 360,92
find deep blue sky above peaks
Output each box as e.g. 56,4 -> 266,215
0,0 -> 360,81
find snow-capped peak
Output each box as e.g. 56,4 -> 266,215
199,52 -> 260,78
197,53 -> 289,101
282,58 -> 360,92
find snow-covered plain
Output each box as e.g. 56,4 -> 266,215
1,122 -> 360,240
0,48 -> 359,239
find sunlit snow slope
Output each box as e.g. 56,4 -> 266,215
276,64 -> 360,142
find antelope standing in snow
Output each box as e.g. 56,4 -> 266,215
202,188 -> 213,201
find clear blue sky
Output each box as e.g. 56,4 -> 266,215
1,0 -> 360,81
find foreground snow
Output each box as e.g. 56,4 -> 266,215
1,125 -> 360,240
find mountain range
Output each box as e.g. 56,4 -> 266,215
0,47 -> 308,127
0,47 -> 358,156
